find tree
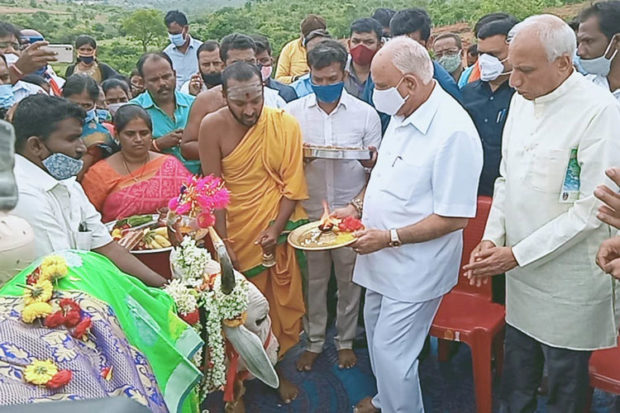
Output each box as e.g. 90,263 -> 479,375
121,9 -> 166,53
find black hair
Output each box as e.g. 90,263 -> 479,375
390,8 -> 432,41
0,21 -> 21,41
580,1 -> 620,41
468,43 -> 478,55
21,74 -> 49,88
62,74 -> 100,101
130,68 -> 141,78
164,10 -> 188,28
102,78 -> 130,96
568,18 -> 580,33
433,32 -> 463,49
197,40 -> 220,59
477,16 -> 519,40
113,104 -> 152,133
221,61 -> 261,91
75,34 -> 96,49
251,34 -> 272,56
136,52 -> 174,77
350,18 -> 383,41
0,54 -> 6,64
473,13 -> 511,37
219,33 -> 256,62
372,8 -> 396,28
307,39 -> 348,71
13,95 -> 85,151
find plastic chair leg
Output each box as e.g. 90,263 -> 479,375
493,329 -> 505,377
438,338 -> 451,362
471,335 -> 493,413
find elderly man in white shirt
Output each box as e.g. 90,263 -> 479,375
11,94 -> 167,288
334,36 -> 482,413
464,15 -> 620,413
285,40 -> 381,372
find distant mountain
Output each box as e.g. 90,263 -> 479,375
65,0 -> 247,12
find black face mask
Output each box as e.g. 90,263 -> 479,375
201,72 -> 222,87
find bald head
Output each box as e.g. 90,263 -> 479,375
508,14 -> 575,100
371,36 -> 435,117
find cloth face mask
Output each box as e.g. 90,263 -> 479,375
350,44 -> 377,66
437,53 -> 462,73
479,53 -> 510,81
372,77 -> 408,116
575,41 -> 618,77
311,81 -> 345,104
42,152 -> 84,181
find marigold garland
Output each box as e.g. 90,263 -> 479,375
24,359 -> 58,385
22,302 -> 53,323
23,280 -> 53,305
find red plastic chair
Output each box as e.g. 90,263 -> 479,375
586,336 -> 620,412
430,196 -> 506,413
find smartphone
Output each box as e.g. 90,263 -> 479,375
43,44 -> 74,64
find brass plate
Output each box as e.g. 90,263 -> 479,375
287,221 -> 357,251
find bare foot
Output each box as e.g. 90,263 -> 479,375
277,375 -> 299,404
354,396 -> 380,413
338,348 -> 357,369
295,350 -> 320,371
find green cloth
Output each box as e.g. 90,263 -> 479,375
0,250 -> 202,413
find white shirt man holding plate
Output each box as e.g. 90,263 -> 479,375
334,36 -> 483,413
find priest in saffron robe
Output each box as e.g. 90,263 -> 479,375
198,61 -> 308,404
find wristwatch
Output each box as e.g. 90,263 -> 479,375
350,197 -> 363,217
388,228 -> 402,247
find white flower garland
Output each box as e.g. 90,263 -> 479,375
170,237 -> 211,288
166,236 -> 250,395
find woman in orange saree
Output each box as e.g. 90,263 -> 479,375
82,105 -> 193,223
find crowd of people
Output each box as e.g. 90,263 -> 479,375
0,1 -> 619,412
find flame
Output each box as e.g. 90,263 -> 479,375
318,200 -> 338,231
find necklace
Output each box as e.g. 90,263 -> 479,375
121,153 -> 150,182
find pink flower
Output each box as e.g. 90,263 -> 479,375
176,203 -> 191,215
197,212 -> 216,228
168,197 -> 179,211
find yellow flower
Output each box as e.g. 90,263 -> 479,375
22,302 -> 53,323
39,256 -> 68,282
24,280 -> 53,305
24,359 -> 58,385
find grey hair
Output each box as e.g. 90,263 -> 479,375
508,14 -> 576,62
388,36 -> 434,84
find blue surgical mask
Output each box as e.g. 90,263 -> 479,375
85,108 -> 96,123
169,33 -> 186,47
96,108 -> 110,123
42,152 -> 84,181
575,41 -> 618,77
311,81 -> 344,103
0,84 -> 15,109
573,50 -> 587,74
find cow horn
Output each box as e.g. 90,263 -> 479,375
208,227 -> 236,295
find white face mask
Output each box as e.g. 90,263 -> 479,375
479,53 -> 510,82
577,40 -> 618,77
107,102 -> 125,115
373,76 -> 409,116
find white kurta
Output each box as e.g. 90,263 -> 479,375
483,72 -> 620,350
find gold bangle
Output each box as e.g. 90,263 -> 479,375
152,139 -> 161,152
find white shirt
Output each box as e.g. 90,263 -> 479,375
180,78 -> 208,96
12,81 -> 45,103
163,36 -> 203,90
264,87 -> 286,109
285,90 -> 381,219
483,72 -> 620,350
354,83 -> 483,303
586,74 -> 620,103
12,155 -> 112,258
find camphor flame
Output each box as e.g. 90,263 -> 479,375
318,200 -> 338,232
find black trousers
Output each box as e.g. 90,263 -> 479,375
500,324 -> 592,413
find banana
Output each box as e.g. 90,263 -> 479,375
154,227 -> 168,236
153,234 -> 171,247
149,239 -> 163,249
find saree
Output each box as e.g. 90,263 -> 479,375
0,251 -> 203,413
82,155 -> 193,223
221,106 -> 309,355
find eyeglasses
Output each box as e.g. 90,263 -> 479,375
434,49 -> 461,58
0,41 -> 21,51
